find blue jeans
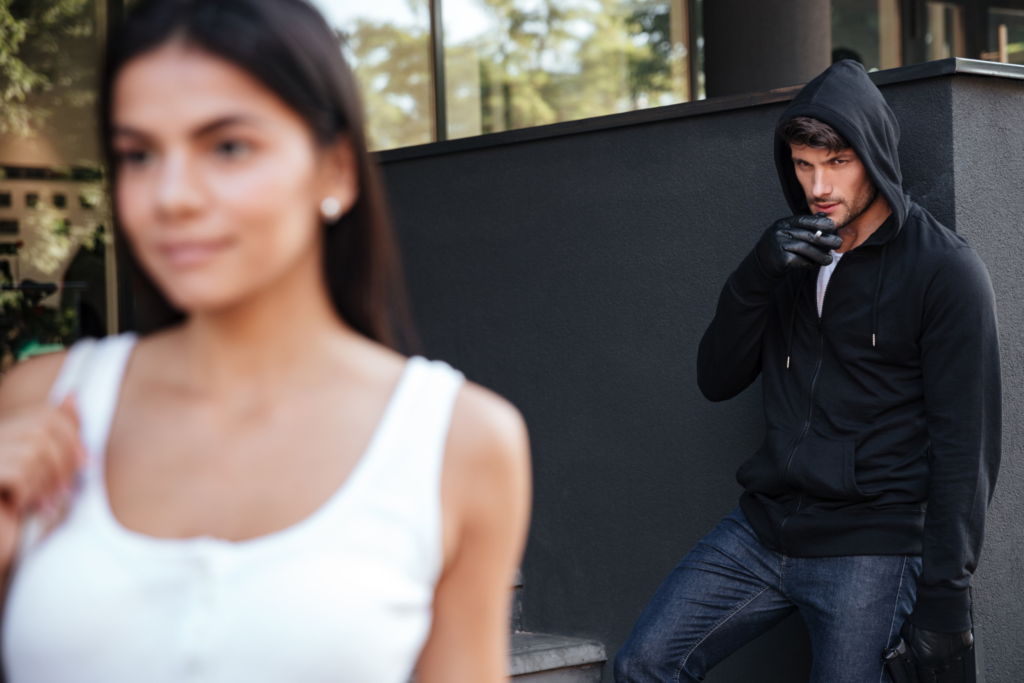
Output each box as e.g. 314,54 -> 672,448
615,508 -> 921,683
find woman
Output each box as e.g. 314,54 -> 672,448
0,1 -> 531,681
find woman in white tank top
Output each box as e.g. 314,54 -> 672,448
0,2 -> 531,682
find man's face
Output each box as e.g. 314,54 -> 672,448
790,144 -> 878,230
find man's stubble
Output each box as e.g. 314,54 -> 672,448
817,182 -> 881,230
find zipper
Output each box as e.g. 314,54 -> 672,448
778,260 -> 837,553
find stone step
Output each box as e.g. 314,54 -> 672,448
510,632 -> 606,682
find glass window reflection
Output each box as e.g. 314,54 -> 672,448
831,0 -> 902,72
988,8 -> 1024,65
310,0 -> 436,151
925,2 -> 966,61
442,0 -> 694,140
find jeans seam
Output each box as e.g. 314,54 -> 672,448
673,584 -> 772,683
879,556 -> 910,683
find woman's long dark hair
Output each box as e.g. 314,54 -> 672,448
102,0 -> 414,351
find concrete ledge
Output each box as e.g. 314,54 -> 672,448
510,633 -> 606,677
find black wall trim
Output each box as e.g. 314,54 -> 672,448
375,58 -> 1024,165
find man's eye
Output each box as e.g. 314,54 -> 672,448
216,140 -> 250,159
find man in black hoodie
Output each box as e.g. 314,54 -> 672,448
615,61 -> 999,683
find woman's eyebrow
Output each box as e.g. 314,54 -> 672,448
111,115 -> 261,143
191,115 -> 261,138
111,124 -> 153,142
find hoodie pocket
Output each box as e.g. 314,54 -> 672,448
786,437 -> 869,501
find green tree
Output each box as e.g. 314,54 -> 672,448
471,0 -> 683,132
342,19 -> 435,151
0,0 -> 98,141
337,0 -> 685,148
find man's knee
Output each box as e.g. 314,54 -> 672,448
614,626 -> 666,683
614,628 -> 690,683
613,632 -> 643,682
612,644 -> 632,682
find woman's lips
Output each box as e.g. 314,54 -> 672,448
158,239 -> 231,267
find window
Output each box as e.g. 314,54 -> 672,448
53,193 -> 67,209
987,8 -> 1024,64
0,220 -> 18,235
313,1 -> 435,151
25,193 -> 39,209
832,0 -> 902,71
440,0 -> 696,140
0,192 -> 10,208
925,2 -> 965,61
310,0 -> 698,150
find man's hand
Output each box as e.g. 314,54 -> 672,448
755,214 -> 841,279
901,622 -> 974,683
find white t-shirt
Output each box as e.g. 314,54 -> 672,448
816,251 -> 843,317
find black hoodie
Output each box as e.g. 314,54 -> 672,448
697,61 -> 1001,634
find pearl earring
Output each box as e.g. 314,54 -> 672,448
320,197 -> 342,221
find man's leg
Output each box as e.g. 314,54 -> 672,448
788,554 -> 922,683
614,508 -> 796,683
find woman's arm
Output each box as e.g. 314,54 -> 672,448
416,382 -> 532,683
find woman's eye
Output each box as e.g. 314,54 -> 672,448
117,149 -> 153,168
216,140 -> 251,159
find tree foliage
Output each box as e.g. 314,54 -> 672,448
0,0 -> 97,138
341,0 -> 686,150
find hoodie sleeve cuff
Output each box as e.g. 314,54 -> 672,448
907,584 -> 973,633
730,248 -> 786,302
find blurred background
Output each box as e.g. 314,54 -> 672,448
312,0 -> 1024,150
2,0 -> 1023,370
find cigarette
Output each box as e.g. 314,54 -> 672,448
814,230 -> 823,238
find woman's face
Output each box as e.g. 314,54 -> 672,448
111,42 -> 356,314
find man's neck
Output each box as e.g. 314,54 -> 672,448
836,194 -> 893,253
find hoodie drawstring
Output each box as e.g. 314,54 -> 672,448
786,271 -> 809,369
872,243 -> 887,347
786,246 -> 887,369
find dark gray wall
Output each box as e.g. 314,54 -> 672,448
703,0 -> 831,98
950,75 -> 1024,683
380,72 -> 1023,682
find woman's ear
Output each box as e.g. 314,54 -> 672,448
319,136 -> 359,220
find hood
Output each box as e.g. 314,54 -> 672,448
774,60 -> 907,241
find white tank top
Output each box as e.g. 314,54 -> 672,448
3,334 -> 464,683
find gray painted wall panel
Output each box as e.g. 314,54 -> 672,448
951,75 -> 1024,683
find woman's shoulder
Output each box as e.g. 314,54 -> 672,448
444,379 -> 531,501
449,381 -> 528,458
0,349 -> 69,412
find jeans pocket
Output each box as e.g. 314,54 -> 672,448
787,437 -> 869,501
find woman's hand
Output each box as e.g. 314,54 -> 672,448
0,397 -> 85,568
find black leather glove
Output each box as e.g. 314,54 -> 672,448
755,214 -> 841,279
901,621 -> 974,683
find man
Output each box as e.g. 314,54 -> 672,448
615,61 -> 1000,683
